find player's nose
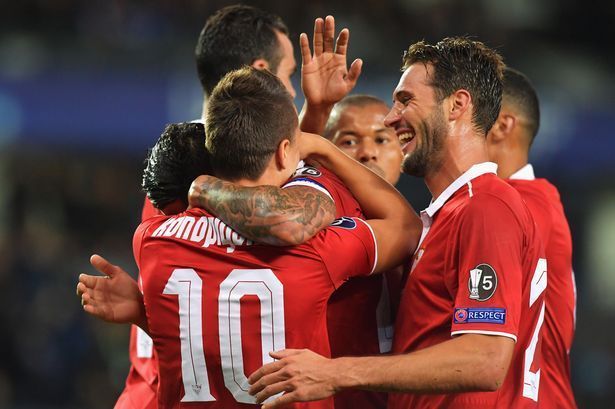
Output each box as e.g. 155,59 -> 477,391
357,139 -> 378,163
384,106 -> 401,128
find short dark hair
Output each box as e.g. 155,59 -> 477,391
323,95 -> 388,139
402,37 -> 505,135
205,66 -> 297,181
502,67 -> 540,145
195,5 -> 289,95
142,122 -> 211,209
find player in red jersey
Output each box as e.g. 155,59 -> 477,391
128,7 -> 362,407
188,96 -> 406,389
222,95 -> 405,409
82,67 -> 421,408
487,67 -> 577,407
247,38 -> 548,409
324,95 -> 403,409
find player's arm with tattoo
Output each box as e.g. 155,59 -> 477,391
188,178 -> 335,246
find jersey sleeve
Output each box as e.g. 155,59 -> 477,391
282,165 -> 333,200
450,194 -> 524,342
310,217 -> 377,288
284,165 -> 364,219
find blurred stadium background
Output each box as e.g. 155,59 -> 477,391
0,0 -> 613,407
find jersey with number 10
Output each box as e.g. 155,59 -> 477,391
133,207 -> 377,409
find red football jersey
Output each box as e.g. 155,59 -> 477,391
142,196 -> 164,221
390,163 -> 546,409
133,208 -> 377,409
285,165 -> 396,409
508,165 -> 577,408
114,197 -> 162,409
283,164 -> 363,218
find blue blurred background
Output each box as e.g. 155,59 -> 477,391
0,0 -> 613,407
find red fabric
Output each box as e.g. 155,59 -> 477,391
287,165 -> 394,409
142,196 -> 164,221
133,208 -> 376,409
114,364 -> 158,409
115,196 -> 162,409
390,174 -> 546,409
508,178 -> 577,408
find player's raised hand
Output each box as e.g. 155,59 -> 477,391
77,254 -> 147,330
301,15 -> 363,108
247,348 -> 339,408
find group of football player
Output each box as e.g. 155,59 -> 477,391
76,4 -> 577,409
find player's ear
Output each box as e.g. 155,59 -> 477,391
251,58 -> 270,72
275,138 -> 292,170
447,89 -> 472,121
488,113 -> 515,143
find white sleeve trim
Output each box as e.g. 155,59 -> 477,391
356,218 -> 378,275
282,179 -> 333,201
451,329 -> 517,342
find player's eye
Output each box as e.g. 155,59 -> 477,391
337,137 -> 357,147
376,135 -> 390,145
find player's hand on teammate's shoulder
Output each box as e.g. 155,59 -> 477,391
248,348 -> 339,408
76,254 -> 147,330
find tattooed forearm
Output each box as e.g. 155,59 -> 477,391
188,175 -> 336,246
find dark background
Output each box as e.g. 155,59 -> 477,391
0,0 -> 613,407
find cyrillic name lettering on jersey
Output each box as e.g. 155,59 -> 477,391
152,216 -> 253,253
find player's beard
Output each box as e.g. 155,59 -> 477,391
401,106 -> 447,178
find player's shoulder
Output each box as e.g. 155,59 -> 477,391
292,164 -> 325,179
290,164 -> 346,188
283,164 -> 334,198
473,174 -> 527,209
308,216 -> 371,244
137,208 -> 208,237
509,179 -> 553,209
459,175 -> 531,225
533,177 -> 563,202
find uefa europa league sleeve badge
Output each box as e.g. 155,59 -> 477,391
468,264 -> 498,301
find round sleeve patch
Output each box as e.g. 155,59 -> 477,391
330,217 -> 357,229
467,263 -> 498,301
293,166 -> 322,178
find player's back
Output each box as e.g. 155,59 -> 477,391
134,208 -> 376,409
508,177 -> 577,407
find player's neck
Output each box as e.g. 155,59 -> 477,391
230,168 -> 286,189
496,156 -> 529,180
424,133 -> 490,199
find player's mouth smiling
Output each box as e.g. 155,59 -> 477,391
396,126 -> 416,154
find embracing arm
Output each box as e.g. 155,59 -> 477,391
248,334 -> 514,408
188,177 -> 335,246
306,135 -> 422,271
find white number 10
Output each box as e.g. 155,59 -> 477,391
163,268 -> 285,403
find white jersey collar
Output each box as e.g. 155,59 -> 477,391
423,162 -> 498,219
509,163 -> 535,181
